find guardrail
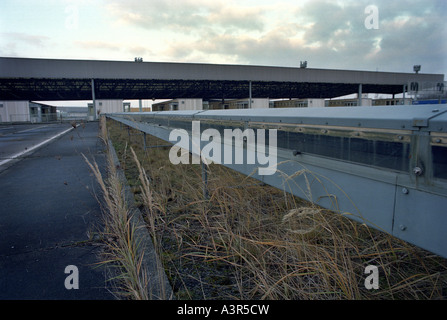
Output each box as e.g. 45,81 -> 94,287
2,113 -> 89,123
106,105 -> 447,258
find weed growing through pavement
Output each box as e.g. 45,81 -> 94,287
83,116 -> 150,300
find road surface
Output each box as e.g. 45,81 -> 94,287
0,122 -> 114,300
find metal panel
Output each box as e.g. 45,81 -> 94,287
394,187 -> 447,257
194,105 -> 447,130
428,109 -> 447,131
2,58 -> 444,101
258,156 -> 398,234
0,57 -> 443,84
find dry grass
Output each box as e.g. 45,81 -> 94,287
105,117 -> 447,300
83,116 -> 149,300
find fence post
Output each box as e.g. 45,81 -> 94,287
201,161 -> 209,200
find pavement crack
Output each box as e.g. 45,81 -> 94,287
1,235 -> 104,258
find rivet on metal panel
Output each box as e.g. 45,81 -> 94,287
402,188 -> 409,194
400,225 -> 407,231
293,150 -> 302,156
413,167 -> 423,176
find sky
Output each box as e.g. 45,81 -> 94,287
0,0 -> 446,106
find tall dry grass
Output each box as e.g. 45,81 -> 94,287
83,116 -> 150,300
106,117 -> 447,300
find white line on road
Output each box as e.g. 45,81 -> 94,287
16,125 -> 49,134
0,125 -> 49,137
0,125 -> 77,167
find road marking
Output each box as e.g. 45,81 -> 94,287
16,125 -> 49,134
0,125 -> 48,137
0,125 -> 77,167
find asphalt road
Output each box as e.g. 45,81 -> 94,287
0,122 -> 115,300
0,123 -> 78,170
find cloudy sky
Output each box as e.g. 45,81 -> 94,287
1,0 -> 446,84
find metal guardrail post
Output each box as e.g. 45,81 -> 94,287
201,161 -> 209,200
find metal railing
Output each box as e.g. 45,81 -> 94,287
3,113 -> 89,123
106,105 -> 447,258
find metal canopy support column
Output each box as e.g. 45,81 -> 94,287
249,81 -> 252,109
358,84 -> 363,107
91,79 -> 97,120
202,162 -> 209,200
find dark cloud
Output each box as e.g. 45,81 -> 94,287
107,0 -> 265,34
105,0 -> 446,75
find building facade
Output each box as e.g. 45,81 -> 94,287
372,98 -> 413,106
152,99 -> 203,111
273,99 -> 326,108
205,98 -> 272,110
0,101 -> 56,123
88,99 -> 126,119
326,98 -> 373,107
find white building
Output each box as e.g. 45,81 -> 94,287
326,98 -> 373,107
0,101 -> 57,123
228,98 -> 272,109
152,99 -> 203,111
88,99 -> 126,120
273,99 -> 326,108
0,101 -> 30,122
207,98 -> 272,110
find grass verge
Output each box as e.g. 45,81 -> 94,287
83,116 -> 151,299
105,117 -> 447,300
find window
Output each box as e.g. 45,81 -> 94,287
432,146 -> 447,180
284,131 -> 410,172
